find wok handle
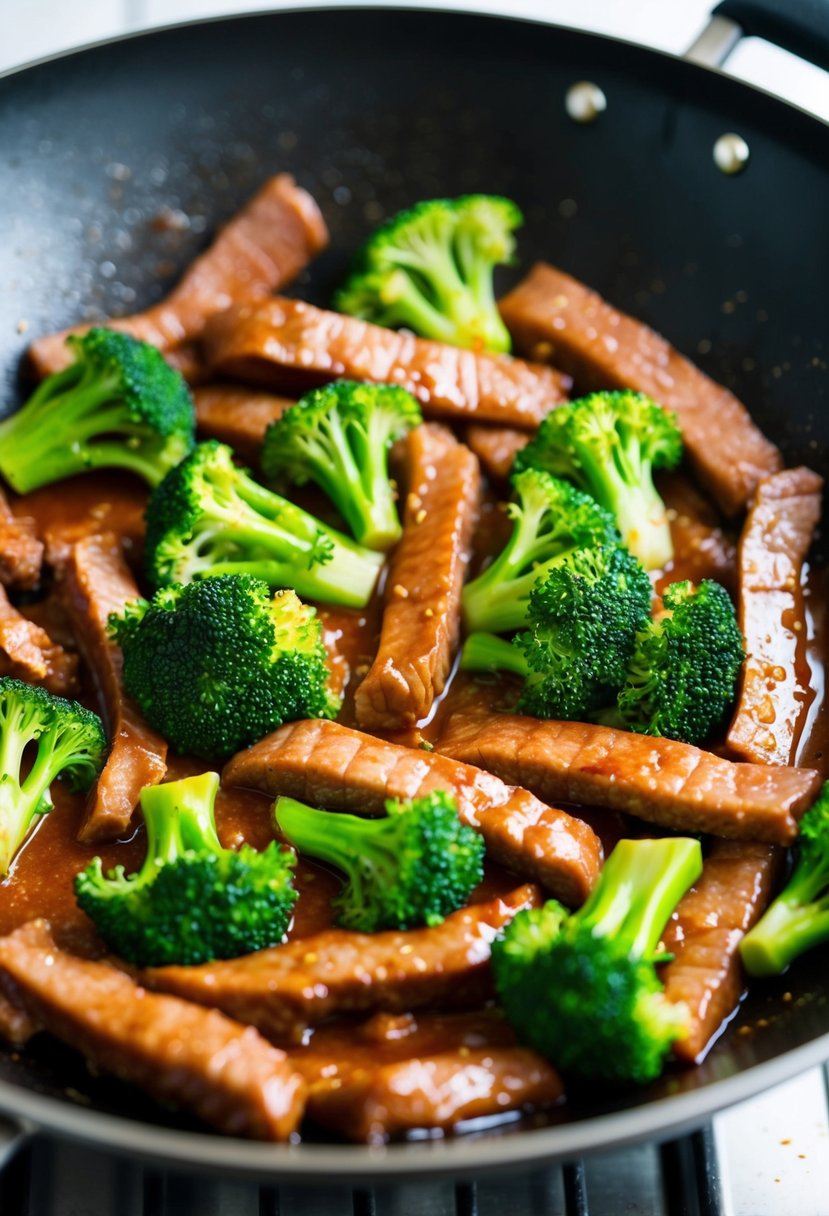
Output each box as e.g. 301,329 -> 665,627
712,0 -> 829,71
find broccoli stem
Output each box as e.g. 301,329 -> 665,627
573,445 -> 672,573
275,795 -> 388,892
0,711 -> 79,875
460,633 -> 529,677
141,771 -> 223,865
740,895 -> 829,977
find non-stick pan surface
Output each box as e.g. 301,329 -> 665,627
0,6 -> 827,1179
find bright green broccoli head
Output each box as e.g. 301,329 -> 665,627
333,195 -> 523,353
0,328 -> 195,493
75,770 -> 298,965
614,578 -> 744,745
514,391 -> 682,570
274,789 -> 485,933
144,439 -> 383,607
0,677 -> 106,876
111,573 -> 340,760
261,380 -> 422,551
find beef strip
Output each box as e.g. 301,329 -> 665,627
727,467 -> 823,767
223,719 -> 602,903
53,533 -> 167,842
143,885 -> 542,1043
0,488 -> 43,590
436,711 -> 820,845
498,263 -> 782,515
0,584 -> 79,695
0,985 -> 38,1047
355,424 -> 481,731
29,174 -> 328,377
661,841 -> 781,1063
0,920 -> 306,1139
194,383 -> 293,463
464,425 -> 529,481
203,297 -> 571,428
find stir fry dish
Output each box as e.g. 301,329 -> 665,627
0,174 -> 825,1145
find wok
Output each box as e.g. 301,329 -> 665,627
0,1 -> 827,1181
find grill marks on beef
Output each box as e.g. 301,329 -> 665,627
143,886 -> 542,1044
0,488 -> 43,590
29,174 -> 328,378
0,584 -> 79,695
53,533 -> 167,843
0,921 -> 306,1139
498,263 -> 782,515
223,719 -> 602,902
203,297 -> 571,428
194,383 -> 293,464
355,425 -> 481,732
661,841 -> 781,1063
727,467 -> 823,767
436,711 -> 820,844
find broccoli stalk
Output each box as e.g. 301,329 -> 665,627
462,468 -> 620,635
334,196 -> 522,353
144,440 -> 383,607
75,771 -> 298,966
0,329 -> 195,492
740,786 -> 829,976
0,677 -> 106,876
274,790 -> 485,933
493,836 -> 702,1085
515,391 -> 682,571
261,381 -> 422,551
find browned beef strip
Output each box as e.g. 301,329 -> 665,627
727,467 -> 823,767
661,841 -> 781,1063
0,488 -> 43,590
203,297 -> 571,428
355,425 -> 481,732
0,921 -> 306,1139
0,584 -> 79,695
223,719 -> 602,902
29,174 -> 328,377
194,383 -> 293,463
53,533 -> 167,843
464,425 -> 529,480
498,263 -> 782,515
0,986 -> 38,1047
436,711 -> 820,845
143,885 -> 541,1043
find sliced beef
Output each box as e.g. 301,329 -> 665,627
465,425 -> 529,481
436,711 -> 820,845
0,584 -> 79,695
355,425 -> 481,731
0,488 -> 43,590
0,921 -> 306,1139
54,533 -> 167,842
194,383 -> 293,463
0,986 -> 38,1047
29,174 -> 328,377
661,841 -> 781,1063
498,263 -> 782,515
144,885 -> 541,1043
223,719 -> 602,903
203,297 -> 571,428
727,467 -> 823,767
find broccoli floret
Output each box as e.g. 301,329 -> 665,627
144,440 -> 383,608
492,836 -> 702,1085
274,790 -> 485,933
111,574 -> 340,759
75,771 -> 297,966
261,381 -> 421,551
0,677 -> 106,876
515,391 -> 682,570
609,579 -> 744,746
740,785 -> 829,976
334,196 -> 522,353
0,328 -> 195,493
462,468 -> 621,635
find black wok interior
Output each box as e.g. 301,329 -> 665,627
0,6 -> 827,1149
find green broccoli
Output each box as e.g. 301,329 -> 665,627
111,574 -> 340,759
492,836 -> 702,1085
261,381 -> 421,551
333,196 -> 522,353
75,771 -> 297,966
514,391 -> 682,570
144,440 -> 383,608
0,677 -> 106,876
0,328 -> 195,493
274,790 -> 485,933
740,784 -> 829,976
461,467 -> 622,635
